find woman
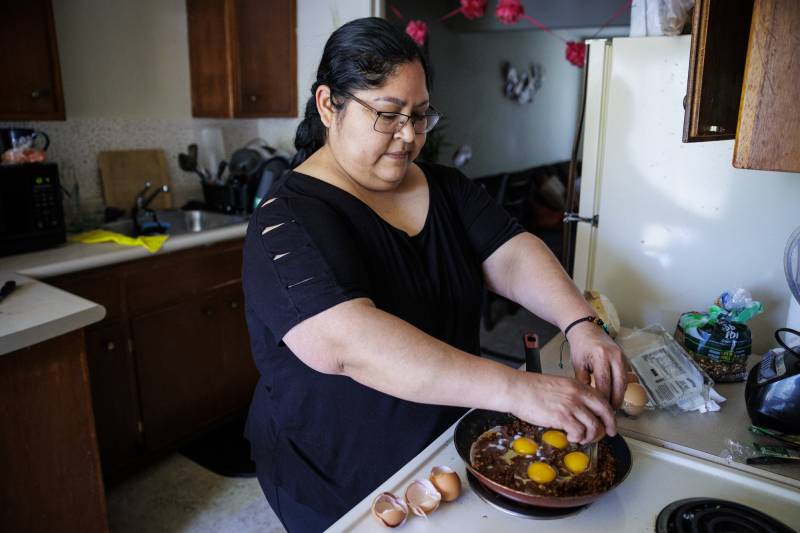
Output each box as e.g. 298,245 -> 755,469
242,17 -> 626,532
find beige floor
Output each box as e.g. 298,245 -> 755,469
107,454 -> 285,533
107,307 -> 554,532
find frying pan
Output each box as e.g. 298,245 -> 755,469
454,333 -> 632,508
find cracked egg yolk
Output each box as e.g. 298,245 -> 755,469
542,430 -> 568,449
511,437 -> 538,455
564,451 -> 590,474
527,462 -> 557,484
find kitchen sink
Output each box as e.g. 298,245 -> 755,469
102,210 -> 247,237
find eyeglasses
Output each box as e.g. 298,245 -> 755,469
343,92 -> 442,134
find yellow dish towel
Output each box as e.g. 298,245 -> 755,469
70,230 -> 169,253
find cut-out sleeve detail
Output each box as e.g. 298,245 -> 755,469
243,196 -> 371,345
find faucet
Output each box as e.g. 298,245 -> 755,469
132,181 -> 170,235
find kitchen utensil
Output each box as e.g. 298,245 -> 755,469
178,152 -> 208,183
98,150 -> 173,213
216,160 -> 227,183
452,332 -> 632,509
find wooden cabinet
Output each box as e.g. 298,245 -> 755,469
0,0 -> 65,120
0,330 -> 108,533
733,0 -> 800,172
683,0 -> 800,172
84,321 -> 142,473
48,238 -> 258,480
683,0 -> 753,142
186,0 -> 297,118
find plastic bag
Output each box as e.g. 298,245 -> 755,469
630,0 -> 694,37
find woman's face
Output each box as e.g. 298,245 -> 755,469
326,61 -> 429,192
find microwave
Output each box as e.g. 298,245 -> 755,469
0,163 -> 66,257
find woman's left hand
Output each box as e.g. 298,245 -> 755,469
566,322 -> 629,410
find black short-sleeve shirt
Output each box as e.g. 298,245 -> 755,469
242,162 -> 523,519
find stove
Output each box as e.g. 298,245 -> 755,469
655,498 -> 795,533
465,471 -> 589,519
329,424 -> 800,532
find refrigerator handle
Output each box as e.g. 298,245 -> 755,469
563,213 -> 599,226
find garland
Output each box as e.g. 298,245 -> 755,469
390,0 -> 633,68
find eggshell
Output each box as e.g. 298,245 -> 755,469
405,479 -> 441,517
429,466 -> 461,502
371,492 -> 408,528
622,382 -> 648,417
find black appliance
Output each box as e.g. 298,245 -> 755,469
0,163 -> 65,257
655,498 -> 794,533
745,328 -> 800,435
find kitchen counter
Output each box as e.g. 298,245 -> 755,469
0,271 -> 105,355
0,221 -> 247,354
540,335 -> 800,487
0,222 -> 248,279
328,335 -> 800,532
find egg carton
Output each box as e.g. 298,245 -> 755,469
617,324 -> 714,410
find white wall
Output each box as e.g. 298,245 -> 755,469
53,0 -> 192,118
392,0 -> 626,177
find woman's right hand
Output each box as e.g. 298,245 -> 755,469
505,372 -> 617,445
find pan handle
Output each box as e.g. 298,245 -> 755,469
523,333 -> 541,374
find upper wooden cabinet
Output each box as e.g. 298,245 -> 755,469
683,0 -> 753,142
0,0 -> 65,120
186,0 -> 297,118
684,0 -> 800,172
733,0 -> 800,172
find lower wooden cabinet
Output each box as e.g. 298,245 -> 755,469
0,330 -> 108,533
48,238 -> 258,480
84,321 -> 142,472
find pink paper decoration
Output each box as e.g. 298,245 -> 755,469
565,41 -> 586,67
495,0 -> 524,25
406,20 -> 428,46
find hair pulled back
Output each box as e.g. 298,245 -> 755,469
291,17 -> 432,168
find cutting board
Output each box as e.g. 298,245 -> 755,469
98,149 -> 173,212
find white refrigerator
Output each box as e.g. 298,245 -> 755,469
572,36 -> 800,354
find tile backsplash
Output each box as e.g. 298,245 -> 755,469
0,117 -> 267,215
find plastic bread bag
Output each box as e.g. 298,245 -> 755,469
675,289 -> 763,382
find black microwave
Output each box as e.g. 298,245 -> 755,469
0,163 -> 66,257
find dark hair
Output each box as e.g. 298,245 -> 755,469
291,17 -> 433,168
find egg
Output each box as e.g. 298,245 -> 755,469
563,451 -> 590,474
404,479 -> 441,517
511,437 -> 539,455
622,382 -> 648,417
527,462 -> 557,484
541,430 -> 568,449
371,492 -> 408,528
429,466 -> 461,502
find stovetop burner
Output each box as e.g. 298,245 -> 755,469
465,471 -> 589,520
655,498 -> 795,533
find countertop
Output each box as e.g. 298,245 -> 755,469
0,271 -> 105,355
541,334 -> 800,487
0,222 -> 248,279
0,221 -> 248,354
328,335 -> 800,532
